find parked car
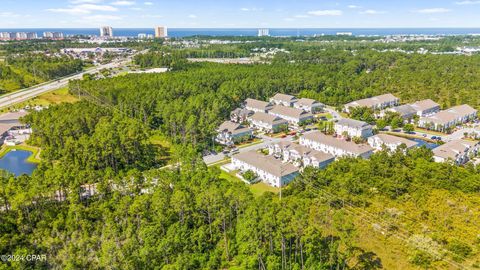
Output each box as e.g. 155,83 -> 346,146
422,134 -> 427,138
431,136 -> 437,140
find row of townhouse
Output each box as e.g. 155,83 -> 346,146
418,104 -> 477,132
270,93 -> 325,113
218,94 -> 324,145
344,93 -> 399,113
380,99 -> 441,120
432,139 -> 480,165
334,118 -> 373,139
367,133 -> 418,152
231,151 -> 300,187
300,131 -> 374,159
268,141 -> 335,169
216,121 -> 254,145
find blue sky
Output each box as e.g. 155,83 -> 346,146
1,0 -> 480,28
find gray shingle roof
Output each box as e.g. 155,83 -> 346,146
233,151 -> 300,177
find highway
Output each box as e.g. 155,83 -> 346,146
0,58 -> 132,110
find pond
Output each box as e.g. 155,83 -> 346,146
410,138 -> 439,150
0,150 -> 38,176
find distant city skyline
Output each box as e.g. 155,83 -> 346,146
2,0 -> 480,28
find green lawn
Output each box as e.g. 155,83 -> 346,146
315,112 -> 333,120
1,87 -> 78,113
218,167 -> 280,197
0,144 -> 41,163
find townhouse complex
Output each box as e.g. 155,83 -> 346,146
222,92 -> 480,188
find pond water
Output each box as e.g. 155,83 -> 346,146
0,150 -> 37,176
410,138 -> 439,150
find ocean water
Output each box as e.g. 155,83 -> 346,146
1,28 -> 480,38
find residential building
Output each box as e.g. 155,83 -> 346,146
0,32 -> 10,40
100,26 -> 113,38
300,131 -> 374,159
138,33 -> 147,39
155,26 -> 168,38
43,32 -> 64,39
248,112 -> 288,133
15,32 -> 27,40
268,141 -> 335,169
230,108 -> 254,123
232,151 -> 299,187
258,28 -> 270,37
410,99 -> 440,117
344,93 -> 399,113
432,139 -> 480,165
269,105 -> 313,126
446,104 -> 478,123
294,98 -> 325,113
367,134 -> 418,152
26,32 -> 37,39
418,104 -> 477,132
381,104 -> 417,120
270,93 -> 298,107
334,118 -> 373,139
244,98 -> 273,113
216,121 -> 253,145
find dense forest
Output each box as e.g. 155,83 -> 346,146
79,48 -> 480,149
0,54 -> 84,92
2,40 -> 480,269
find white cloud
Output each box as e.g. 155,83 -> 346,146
46,3 -> 117,15
294,14 -> 309,18
348,5 -> 360,9
307,10 -> 343,16
414,8 -> 450,14
0,12 -> 22,18
240,8 -> 250,11
46,7 -> 91,15
188,14 -> 197,18
82,14 -> 122,21
142,14 -> 163,18
360,9 -> 386,15
455,0 -> 480,4
111,1 -> 136,6
70,0 -> 104,3
144,1 -> 154,5
284,18 -> 295,22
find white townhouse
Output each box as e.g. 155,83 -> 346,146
300,131 -> 374,159
248,112 -> 288,133
334,118 -> 373,139
367,133 -> 418,152
216,121 -> 253,145
230,107 -> 254,123
269,105 -> 314,126
270,93 -> 298,107
344,93 -> 399,113
380,104 -> 417,121
432,139 -> 480,165
418,104 -> 478,132
410,99 -> 441,117
245,98 -> 273,113
232,151 -> 300,187
293,98 -> 325,113
268,141 -> 335,169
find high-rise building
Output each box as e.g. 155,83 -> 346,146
43,32 -> 64,39
16,32 -> 28,40
154,26 -> 167,38
258,28 -> 270,37
26,32 -> 38,39
138,33 -> 147,39
100,26 -> 113,38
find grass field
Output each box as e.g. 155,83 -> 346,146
1,87 -> 78,113
0,144 -> 41,163
218,166 -> 280,197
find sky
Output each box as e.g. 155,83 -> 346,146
1,0 -> 480,28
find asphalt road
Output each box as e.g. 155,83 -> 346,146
203,131 -> 318,166
0,59 -> 131,110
